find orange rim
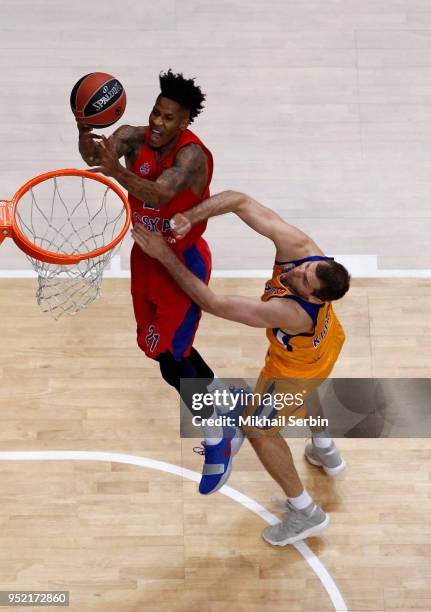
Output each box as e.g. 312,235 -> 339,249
10,168 -> 131,265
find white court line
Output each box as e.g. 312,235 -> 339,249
0,450 -> 348,612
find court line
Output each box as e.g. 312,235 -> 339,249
0,450 -> 348,612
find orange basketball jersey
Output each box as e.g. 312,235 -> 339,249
261,256 -> 345,379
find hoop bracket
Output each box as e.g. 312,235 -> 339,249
0,200 -> 14,245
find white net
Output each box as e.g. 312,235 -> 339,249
14,174 -> 128,319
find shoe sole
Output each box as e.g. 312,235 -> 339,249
262,514 -> 330,546
305,451 -> 347,476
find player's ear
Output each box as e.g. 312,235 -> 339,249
308,294 -> 324,305
180,108 -> 190,131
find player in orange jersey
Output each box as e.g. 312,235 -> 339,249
132,190 -> 350,545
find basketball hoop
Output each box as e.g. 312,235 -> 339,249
0,169 -> 131,319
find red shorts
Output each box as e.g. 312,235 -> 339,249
130,237 -> 212,360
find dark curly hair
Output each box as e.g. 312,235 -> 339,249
313,260 -> 351,301
158,69 -> 205,123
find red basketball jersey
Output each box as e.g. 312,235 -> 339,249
128,128 -> 213,251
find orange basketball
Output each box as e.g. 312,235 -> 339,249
70,72 -> 127,128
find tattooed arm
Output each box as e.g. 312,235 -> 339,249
78,123 -> 144,166
90,137 -> 208,210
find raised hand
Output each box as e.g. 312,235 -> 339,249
77,121 -> 103,165
89,135 -> 121,177
170,212 -> 192,240
131,224 -> 171,261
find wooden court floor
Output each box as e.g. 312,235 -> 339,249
0,278 -> 430,612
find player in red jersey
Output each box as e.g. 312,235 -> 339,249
77,70 -> 241,493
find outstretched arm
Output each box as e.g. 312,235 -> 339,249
171,190 -> 320,259
131,225 -> 310,332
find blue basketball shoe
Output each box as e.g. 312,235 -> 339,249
194,426 -> 244,495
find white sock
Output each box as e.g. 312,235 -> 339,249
201,408 -> 223,446
207,378 -> 237,415
288,489 -> 313,510
206,378 -> 222,394
204,437 -> 223,446
207,377 -> 250,416
312,432 -> 333,449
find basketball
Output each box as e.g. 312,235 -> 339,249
70,72 -> 127,128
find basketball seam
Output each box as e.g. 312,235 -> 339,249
70,73 -> 89,111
